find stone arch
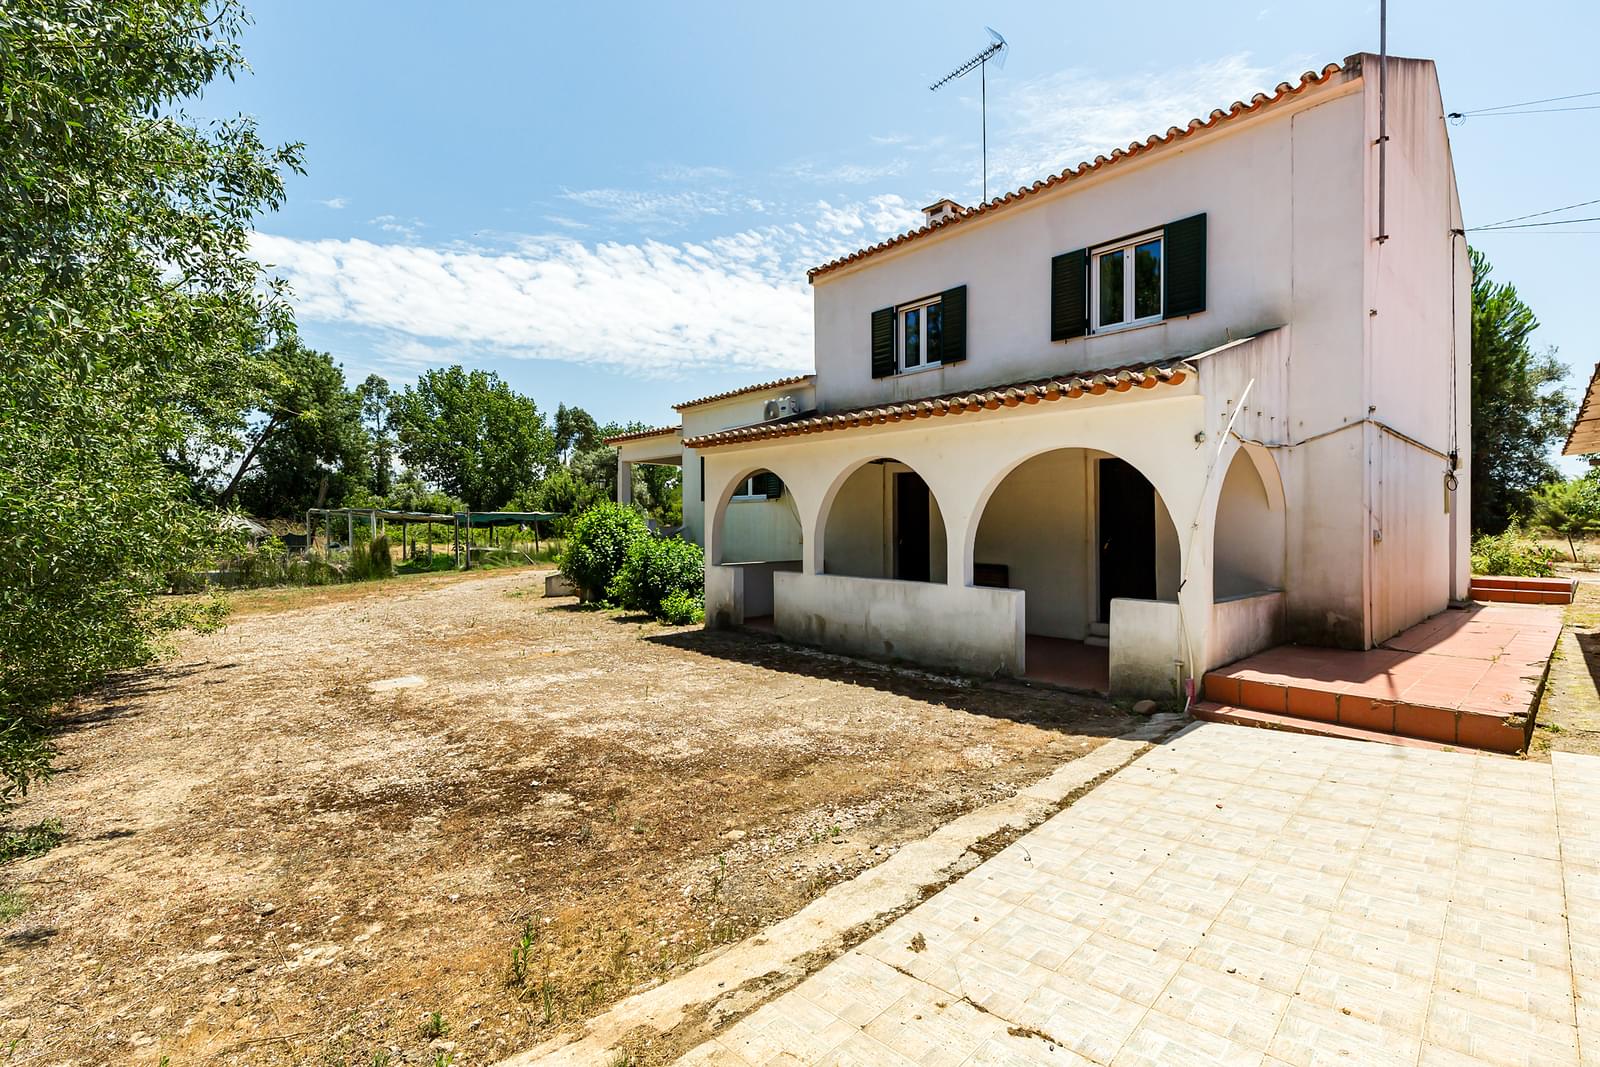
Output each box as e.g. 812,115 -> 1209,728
815,455 -> 950,583
707,462 -> 806,566
1211,442 -> 1286,598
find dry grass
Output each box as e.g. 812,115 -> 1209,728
0,567 -> 1132,1064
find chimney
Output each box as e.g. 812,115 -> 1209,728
921,198 -> 964,226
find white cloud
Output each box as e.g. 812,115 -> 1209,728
655,163 -> 734,182
254,194 -> 931,379
370,214 -> 425,239
319,196 -> 349,209
785,158 -> 909,186
987,54 -> 1280,191
559,187 -> 749,228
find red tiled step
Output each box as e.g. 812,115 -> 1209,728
1191,702 -> 1456,751
1201,672 -> 1530,753
1469,575 -> 1575,605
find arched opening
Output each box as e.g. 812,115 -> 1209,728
711,468 -> 803,628
972,449 -> 1179,693
1213,446 -> 1284,599
821,459 -> 947,583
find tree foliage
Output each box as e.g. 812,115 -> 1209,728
1470,249 -> 1571,533
0,0 -> 301,805
1533,476 -> 1600,561
390,366 -> 554,511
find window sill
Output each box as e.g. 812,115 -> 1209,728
894,362 -> 946,378
1091,316 -> 1165,336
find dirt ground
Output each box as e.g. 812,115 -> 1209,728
0,567 -> 1134,1065
1532,574 -> 1600,760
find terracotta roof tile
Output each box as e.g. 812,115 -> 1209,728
682,361 -> 1189,449
602,424 -> 681,446
1565,361 -> 1600,456
806,60 -> 1353,282
673,374 -> 814,411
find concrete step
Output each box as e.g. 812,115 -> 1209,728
1201,672 -> 1528,754
1191,702 -> 1456,751
1083,635 -> 1110,648
1087,621 -> 1110,638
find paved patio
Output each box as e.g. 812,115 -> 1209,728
676,722 -> 1598,1066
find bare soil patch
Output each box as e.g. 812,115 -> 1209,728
0,567 -> 1134,1064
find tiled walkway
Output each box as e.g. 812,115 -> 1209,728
677,723 -> 1598,1066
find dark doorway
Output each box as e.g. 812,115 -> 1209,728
894,471 -> 931,582
1098,458 -> 1156,620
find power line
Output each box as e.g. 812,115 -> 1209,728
1452,105 -> 1600,119
1474,197 -> 1600,230
1448,88 -> 1600,121
1472,215 -> 1600,232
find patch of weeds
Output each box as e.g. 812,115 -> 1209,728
418,1011 -> 449,1040
608,1052 -> 635,1067
0,890 -> 25,923
507,920 -> 538,988
0,819 -> 65,864
369,1054 -> 392,1067
432,1054 -> 455,1067
907,931 -> 927,953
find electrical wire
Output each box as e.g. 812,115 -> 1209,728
1471,215 -> 1600,232
1448,88 -> 1600,122
1473,197 -> 1600,229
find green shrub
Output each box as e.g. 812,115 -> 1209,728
1471,528 -> 1559,577
658,589 -> 705,626
559,503 -> 650,602
609,536 -> 704,617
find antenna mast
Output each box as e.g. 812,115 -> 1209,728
930,28 -> 1008,204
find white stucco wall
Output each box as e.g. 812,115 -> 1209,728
680,381 -> 815,548
719,492 -> 803,564
809,69 -> 1366,416
1206,590 -> 1288,671
820,460 -> 947,583
1213,447 -> 1285,598
774,571 -> 1025,676
1109,598 -> 1186,698
973,450 -> 1092,639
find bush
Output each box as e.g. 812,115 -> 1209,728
1471,528 -> 1559,577
659,588 -> 705,626
609,536 -> 704,617
559,502 -> 650,602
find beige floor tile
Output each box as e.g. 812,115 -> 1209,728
1054,929 -> 1185,1005
1111,1007 -> 1266,1067
1187,919 -> 1314,994
1425,988 -> 1580,1066
1268,999 -> 1422,1066
1295,950 -> 1434,1032
860,987 -> 1002,1067
1151,960 -> 1291,1049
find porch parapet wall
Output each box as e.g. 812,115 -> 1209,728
773,572 -> 1024,676
1109,598 -> 1186,698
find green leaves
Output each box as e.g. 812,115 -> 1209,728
0,1 -> 303,803
390,366 -> 556,512
1470,249 -> 1573,533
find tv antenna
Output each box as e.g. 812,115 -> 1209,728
930,27 -> 1008,204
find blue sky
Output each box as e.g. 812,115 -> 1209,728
206,1 -> 1597,459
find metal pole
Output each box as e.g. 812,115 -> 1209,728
981,58 -> 988,204
1377,0 -> 1389,243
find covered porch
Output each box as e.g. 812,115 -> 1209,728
693,352 -> 1289,700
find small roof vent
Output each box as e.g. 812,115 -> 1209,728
921,198 -> 964,226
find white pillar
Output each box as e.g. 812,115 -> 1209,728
617,455 -> 632,505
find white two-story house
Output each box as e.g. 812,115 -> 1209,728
610,53 -> 1470,699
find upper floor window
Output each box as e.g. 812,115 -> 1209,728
1091,232 -> 1162,331
899,296 -> 943,371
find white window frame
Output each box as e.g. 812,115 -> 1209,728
1090,231 -> 1163,333
730,474 -> 765,501
897,295 -> 943,373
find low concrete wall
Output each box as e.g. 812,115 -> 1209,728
1109,598 -> 1185,699
705,564 -> 745,629
773,572 -> 1025,676
1206,590 -> 1286,671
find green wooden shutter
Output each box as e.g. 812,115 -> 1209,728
1050,250 -> 1088,341
939,285 -> 967,364
757,471 -> 783,498
871,306 -> 896,378
1163,213 -> 1206,318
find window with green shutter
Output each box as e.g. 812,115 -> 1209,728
1050,249 -> 1088,341
870,286 -> 968,375
1163,213 -> 1206,318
